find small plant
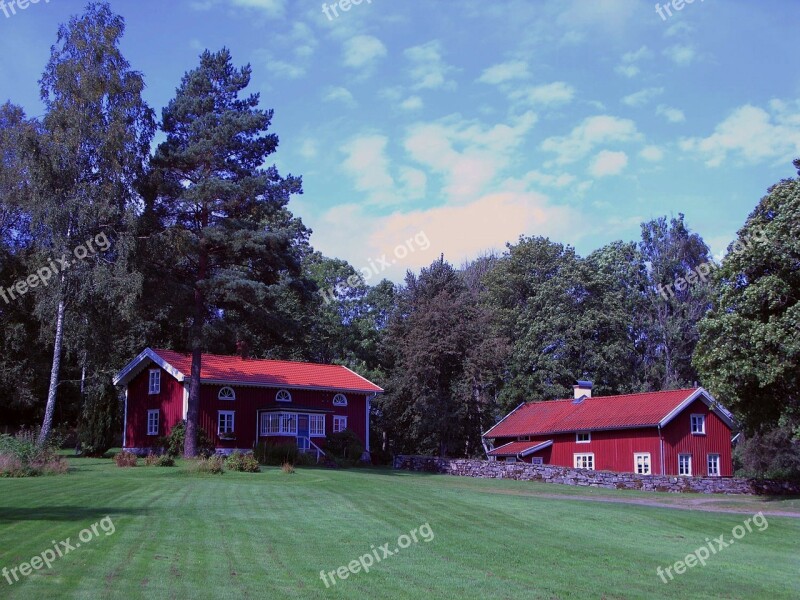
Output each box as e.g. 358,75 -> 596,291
145,452 -> 159,466
194,455 -> 225,474
156,454 -> 175,467
225,451 -> 260,472
0,429 -> 69,477
254,442 -> 300,466
114,451 -> 138,467
160,420 -> 215,458
281,461 -> 296,474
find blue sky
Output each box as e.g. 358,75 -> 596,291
2,0 -> 800,280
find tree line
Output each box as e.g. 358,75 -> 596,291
0,4 -> 797,476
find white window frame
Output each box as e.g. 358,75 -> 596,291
332,393 -> 348,407
333,415 -> 348,433
218,410 -> 235,435
276,389 -> 292,403
531,457 -> 544,465
678,453 -> 692,476
576,431 -> 591,444
574,453 -> 595,470
309,414 -> 325,437
707,453 -> 721,477
634,452 -> 651,475
148,369 -> 161,395
146,409 -> 159,436
690,414 -> 706,435
218,386 -> 236,401
505,456 -> 517,463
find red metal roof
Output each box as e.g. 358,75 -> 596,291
485,388 -> 701,438
152,349 -> 383,393
487,440 -> 552,457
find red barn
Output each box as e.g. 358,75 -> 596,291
483,382 -> 735,477
113,348 -> 383,458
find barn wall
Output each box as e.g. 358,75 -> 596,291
124,365 -> 184,449
662,398 -> 733,476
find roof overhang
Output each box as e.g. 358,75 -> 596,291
482,402 -> 525,438
658,387 -> 735,429
112,348 -> 186,386
488,439 -> 553,457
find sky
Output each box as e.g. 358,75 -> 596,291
1,0 -> 800,281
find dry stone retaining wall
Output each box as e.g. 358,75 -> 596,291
393,455 -> 800,495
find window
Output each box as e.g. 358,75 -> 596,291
574,453 -> 594,470
505,456 -> 517,463
333,415 -> 348,433
576,431 -> 591,444
310,414 -> 325,437
332,393 -> 348,407
261,413 -> 280,435
147,409 -> 159,436
679,454 -> 692,476
260,412 -> 299,435
707,454 -> 721,477
531,457 -> 544,465
634,453 -> 651,475
218,386 -> 235,401
148,370 -> 160,394
218,411 -> 235,435
281,413 -> 297,435
518,435 -> 531,441
690,414 -> 706,435
276,389 -> 292,403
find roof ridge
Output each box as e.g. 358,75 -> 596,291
154,348 -> 351,369
522,387 -> 698,406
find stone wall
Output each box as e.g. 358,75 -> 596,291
393,455 -> 800,495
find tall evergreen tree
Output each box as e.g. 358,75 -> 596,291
151,49 -> 306,456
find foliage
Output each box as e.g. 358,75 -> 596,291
160,420 -> 215,458
193,455 -> 225,474
225,451 -> 260,472
255,442 -> 300,466
325,429 -> 365,461
0,429 -> 67,477
113,451 -> 138,467
281,462 -> 295,474
144,452 -> 175,467
734,426 -> 800,481
695,161 -> 800,433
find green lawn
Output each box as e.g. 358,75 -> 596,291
1,458 -> 798,599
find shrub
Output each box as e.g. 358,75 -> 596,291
156,454 -> 175,467
325,429 -> 365,462
281,462 -> 296,474
160,420 -> 215,458
114,451 -> 138,467
225,451 -> 260,473
144,452 -> 159,466
735,425 -> 800,480
0,429 -> 68,477
194,455 -> 225,474
255,442 -> 300,466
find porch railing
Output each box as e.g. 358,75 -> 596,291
298,437 -> 327,463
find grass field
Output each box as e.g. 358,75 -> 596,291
1,458 -> 798,599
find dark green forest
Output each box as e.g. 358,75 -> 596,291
1,5 -> 798,476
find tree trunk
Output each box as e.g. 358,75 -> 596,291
38,296 -> 66,446
184,246 -> 207,458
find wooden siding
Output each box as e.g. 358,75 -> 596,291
662,398 -> 733,476
124,365 -> 184,449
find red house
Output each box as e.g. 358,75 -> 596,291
113,348 -> 383,458
483,382 -> 735,477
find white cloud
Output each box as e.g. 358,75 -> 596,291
640,145 -> 664,162
615,46 -> 652,78
663,44 -> 697,66
405,41 -> 457,90
541,115 -> 641,165
343,35 -> 387,70
400,96 -> 424,111
622,87 -> 664,108
341,135 -> 397,205
589,150 -> 628,177
323,86 -> 356,107
511,82 -> 576,107
680,102 -> 800,167
522,170 -> 576,189
405,112 -> 538,202
477,60 -> 530,85
656,104 -> 686,123
298,139 -> 318,159
256,22 -> 317,79
191,0 -> 286,17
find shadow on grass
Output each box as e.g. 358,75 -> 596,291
0,506 -> 146,524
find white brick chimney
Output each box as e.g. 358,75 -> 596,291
573,380 -> 593,399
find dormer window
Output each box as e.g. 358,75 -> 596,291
576,431 -> 591,444
332,394 -> 348,407
276,389 -> 292,403
691,414 -> 706,435
148,370 -> 161,395
218,386 -> 236,401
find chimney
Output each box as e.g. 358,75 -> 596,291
236,340 -> 250,360
573,380 -> 593,399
